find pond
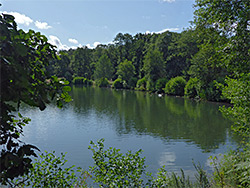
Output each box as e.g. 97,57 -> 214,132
20,86 -> 238,182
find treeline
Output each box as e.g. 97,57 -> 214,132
48,28 -> 229,102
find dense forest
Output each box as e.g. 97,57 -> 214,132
1,0 -> 249,187
48,22 -> 248,103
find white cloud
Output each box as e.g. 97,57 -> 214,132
156,28 -> 180,33
48,35 -> 84,51
48,35 -> 69,51
146,28 -> 180,35
86,42 -> 101,49
68,38 -> 79,44
159,151 -> 176,166
35,21 -> 52,30
160,0 -> 176,3
2,11 -> 33,26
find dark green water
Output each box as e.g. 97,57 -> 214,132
21,86 -> 238,179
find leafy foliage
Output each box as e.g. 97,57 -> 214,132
88,139 -> 149,187
96,77 -> 109,88
155,78 -> 168,93
73,77 -> 92,86
185,77 -> 199,98
116,59 -> 136,89
117,60 -> 135,82
194,0 -> 250,75
143,49 -> 165,82
73,77 -> 85,85
12,151 -> 88,188
212,148 -> 250,188
94,54 -> 114,80
112,78 -> 123,89
0,13 -> 71,184
136,77 -> 147,91
165,76 -> 187,96
220,74 -> 250,140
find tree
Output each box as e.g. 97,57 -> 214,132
113,33 -> 134,62
194,0 -> 250,75
0,13 -> 71,185
220,74 -> 250,139
143,49 -> 165,82
194,0 -> 250,138
70,47 -> 93,79
116,59 -> 135,87
166,29 -> 199,79
49,52 -> 73,81
94,54 -> 114,80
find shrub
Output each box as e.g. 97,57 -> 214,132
96,77 -> 109,87
155,78 -> 168,93
72,77 -> 85,85
113,78 -> 123,89
89,139 -> 211,188
164,76 -> 186,96
13,151 -> 88,188
136,77 -> 147,91
73,77 -> 93,86
199,80 -> 223,101
146,79 -> 155,91
128,77 -> 137,89
212,148 -> 250,188
89,139 -> 148,187
83,78 -> 93,86
185,77 -> 199,98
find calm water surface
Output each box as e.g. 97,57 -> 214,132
20,86 -> 238,180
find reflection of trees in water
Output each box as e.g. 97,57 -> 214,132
70,86 -> 236,152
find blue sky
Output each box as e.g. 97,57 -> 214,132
1,0 -> 195,50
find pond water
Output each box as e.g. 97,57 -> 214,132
20,86 -> 238,182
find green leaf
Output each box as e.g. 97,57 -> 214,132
62,86 -> 71,92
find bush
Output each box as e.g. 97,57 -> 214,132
83,78 -> 93,86
185,77 -> 199,98
13,151 -> 88,188
89,139 -> 148,187
96,77 -> 109,87
212,148 -> 250,188
112,78 -> 123,89
155,78 -> 168,93
89,139 -> 211,188
164,76 -> 186,96
72,77 -> 85,85
128,77 -> 137,89
146,79 -> 155,91
136,77 -> 147,91
199,80 -> 223,101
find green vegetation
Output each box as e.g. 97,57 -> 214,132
96,77 -> 109,87
184,77 -> 199,98
211,149 -> 250,188
94,54 -> 114,81
116,59 -> 136,89
155,78 -> 168,93
12,151 -> 88,188
89,139 -> 148,187
165,76 -> 186,96
0,13 -> 71,185
73,77 -> 93,86
136,77 -> 147,91
112,78 -> 123,89
1,0 -> 249,186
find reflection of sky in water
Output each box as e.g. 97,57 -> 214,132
159,151 -> 176,166
19,87 -> 238,181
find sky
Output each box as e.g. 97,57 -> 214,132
1,0 -> 196,50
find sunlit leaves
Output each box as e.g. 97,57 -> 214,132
13,151 -> 88,187
88,139 -> 148,187
0,13 -> 71,184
